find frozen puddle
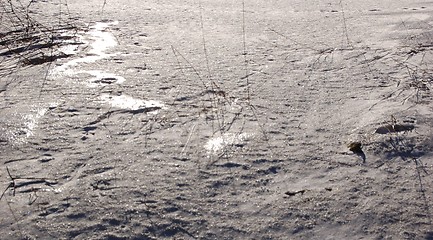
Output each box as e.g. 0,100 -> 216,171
205,132 -> 253,155
50,21 -> 124,86
99,94 -> 165,114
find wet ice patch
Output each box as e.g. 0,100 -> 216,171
57,21 -> 119,70
99,94 -> 165,114
87,21 -> 119,57
205,132 -> 253,154
50,21 -> 124,85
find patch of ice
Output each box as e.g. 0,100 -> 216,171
99,94 -> 165,113
88,21 -> 119,57
24,108 -> 48,138
205,132 -> 253,154
58,43 -> 81,56
6,106 -> 50,144
50,21 -> 121,78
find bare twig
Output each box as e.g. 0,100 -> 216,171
338,0 -> 353,49
242,0 -> 250,101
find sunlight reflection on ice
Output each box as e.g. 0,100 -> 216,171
24,108 -> 48,138
5,103 -> 57,144
99,94 -> 165,113
50,21 -> 123,84
205,132 -> 253,154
